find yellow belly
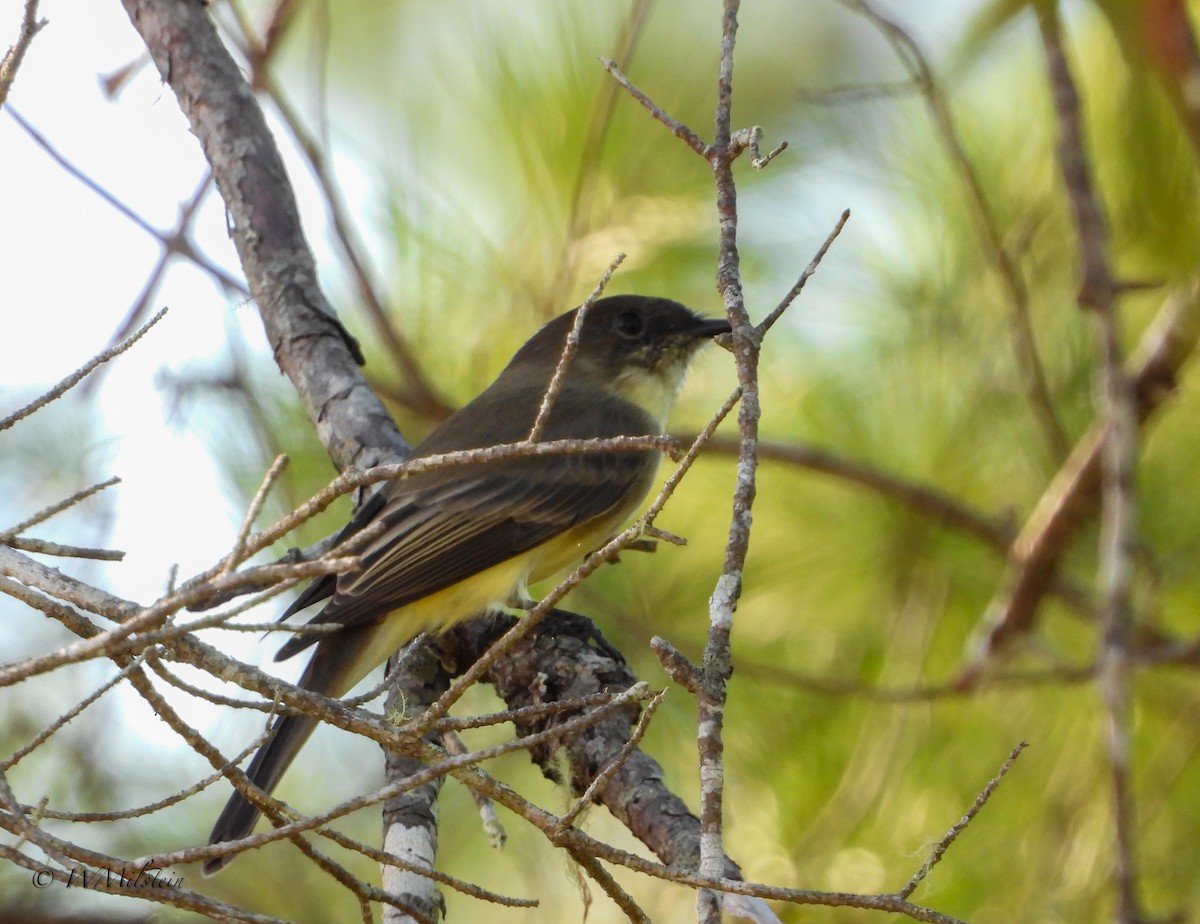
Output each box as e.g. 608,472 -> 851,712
335,503 -> 641,697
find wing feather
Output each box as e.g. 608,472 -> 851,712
276,385 -> 658,661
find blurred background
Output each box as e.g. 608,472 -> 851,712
2,0 -> 1199,921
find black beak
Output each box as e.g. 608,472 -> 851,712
690,317 -> 732,338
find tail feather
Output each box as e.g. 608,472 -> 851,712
203,711 -> 318,876
204,624 -> 372,875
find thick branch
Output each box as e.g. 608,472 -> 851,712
120,0 -> 408,472
438,613 -> 747,881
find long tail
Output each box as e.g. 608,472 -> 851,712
203,710 -> 318,875
204,624 -> 373,876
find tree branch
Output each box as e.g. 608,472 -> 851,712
119,0 -> 409,473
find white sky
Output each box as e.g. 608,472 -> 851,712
3,3 -> 311,606
0,3 -> 314,783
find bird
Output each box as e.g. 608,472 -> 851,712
204,294 -> 729,873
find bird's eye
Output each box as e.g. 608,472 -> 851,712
613,311 -> 645,339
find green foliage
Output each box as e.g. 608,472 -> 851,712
194,1 -> 1200,921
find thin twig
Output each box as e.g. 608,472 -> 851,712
527,254 -> 624,443
695,5 -> 753,920
93,172 -> 233,379
219,454 -> 289,575
1037,7 -> 1141,922
0,0 -> 46,107
1,536 -> 124,561
559,687 -> 665,828
730,125 -> 788,168
967,280 -> 1200,666
1,654 -> 147,772
32,731 -> 267,823
757,209 -> 850,336
600,57 -> 712,157
4,109 -> 246,298
721,437 -> 1012,548
650,636 -> 703,695
641,524 -> 685,546
836,0 -> 1069,460
441,730 -> 506,849
0,307 -> 168,432
567,846 -> 652,924
317,824 -> 531,907
0,548 -> 356,689
899,741 -> 1028,897
0,477 -> 122,539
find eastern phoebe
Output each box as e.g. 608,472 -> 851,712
204,294 -> 728,873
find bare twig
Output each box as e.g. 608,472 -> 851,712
641,524 -> 685,546
4,110 -> 246,302
1036,8 -> 1141,922
319,824 -> 532,907
899,741 -> 1028,897
567,846 -> 651,924
694,5 -> 757,920
219,454 -> 289,575
722,437 -> 1013,547
0,0 -> 45,107
441,730 -> 506,849
605,5 -> 793,916
30,730 -> 267,823
1,654 -> 147,772
836,0 -> 1069,460
434,689 -> 643,733
1,536 -> 124,561
650,636 -> 703,695
93,172 -> 234,374
559,687 -> 665,828
757,209 -> 850,335
0,546 -> 358,688
600,57 -> 712,157
0,477 -> 122,539
729,125 -> 788,168
527,254 -> 624,443
0,307 -> 168,432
